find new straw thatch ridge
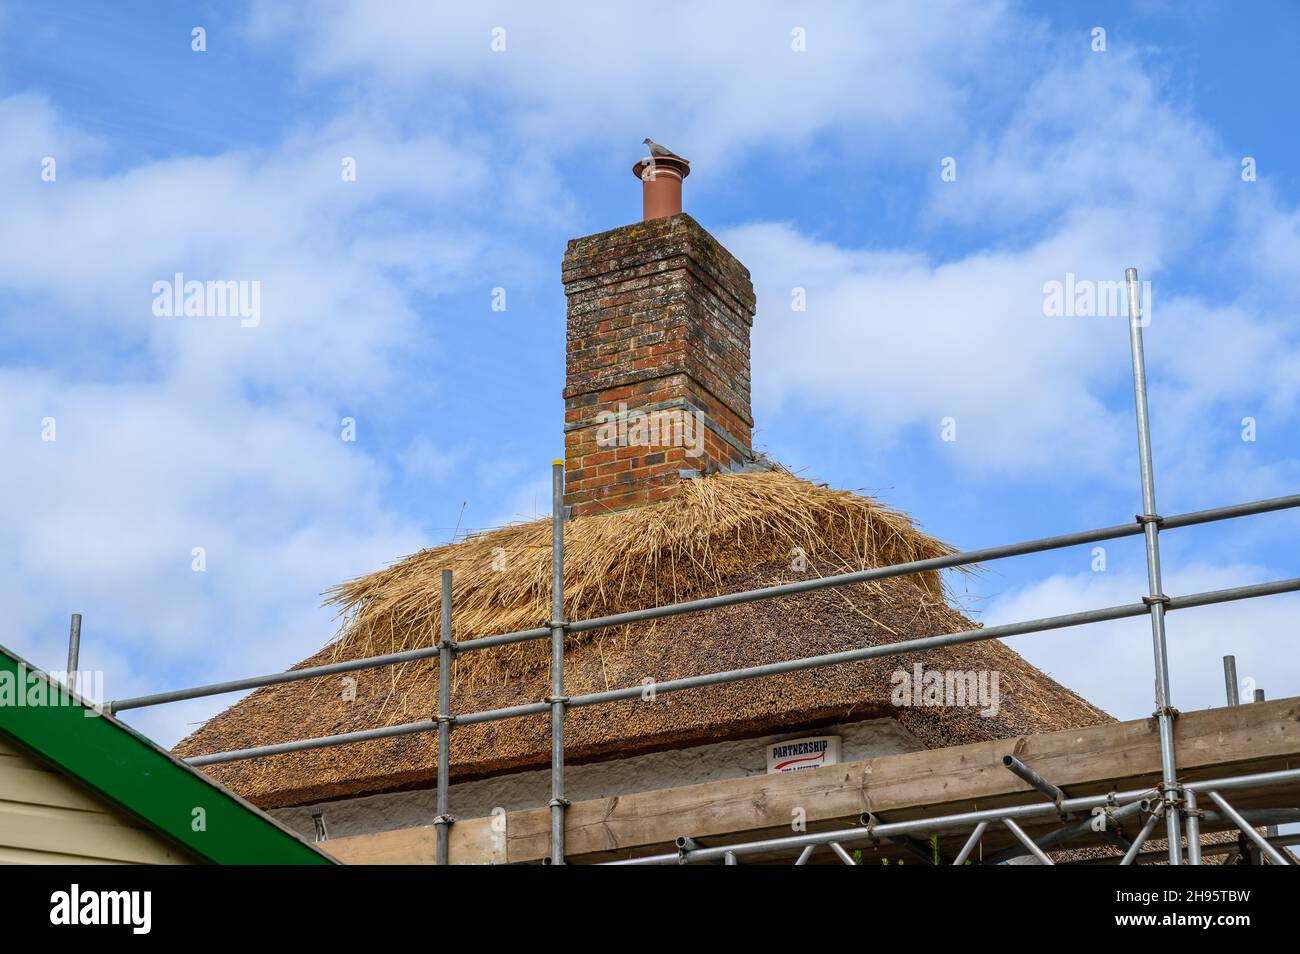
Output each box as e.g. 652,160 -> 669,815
324,468 -> 958,686
177,468 -> 1110,808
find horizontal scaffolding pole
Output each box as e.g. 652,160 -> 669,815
1184,766 -> 1300,794
563,493 -> 1300,636
548,577 -> 1300,713
603,765 -> 1300,865
184,575 -> 1300,767
110,645 -> 444,714
108,626 -> 552,714
109,492 -> 1300,716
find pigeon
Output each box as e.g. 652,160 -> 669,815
643,138 -> 686,161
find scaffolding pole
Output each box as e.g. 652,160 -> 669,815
434,569 -> 454,865
1184,787 -> 1202,866
1002,755 -> 1066,816
952,822 -> 988,866
1224,655 -> 1240,705
1121,804 -> 1165,866
548,460 -> 567,865
1003,818 -> 1053,865
1205,791 -> 1290,866
65,613 -> 81,692
1125,267 -> 1182,865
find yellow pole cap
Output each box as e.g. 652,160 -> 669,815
552,458 -> 564,466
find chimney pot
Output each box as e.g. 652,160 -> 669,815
633,156 -> 690,221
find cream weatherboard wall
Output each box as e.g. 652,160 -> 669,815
0,733 -> 195,864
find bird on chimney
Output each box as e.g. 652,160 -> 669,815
643,138 -> 686,162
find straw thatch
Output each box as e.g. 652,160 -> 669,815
176,469 -> 1109,808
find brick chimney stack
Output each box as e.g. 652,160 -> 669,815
562,197 -> 757,517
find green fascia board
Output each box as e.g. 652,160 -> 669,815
0,642 -> 335,865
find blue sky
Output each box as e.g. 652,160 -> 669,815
2,1 -> 1298,746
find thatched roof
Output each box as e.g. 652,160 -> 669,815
176,469 -> 1109,808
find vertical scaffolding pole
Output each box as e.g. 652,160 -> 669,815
65,613 -> 82,693
1125,267 -> 1183,865
1223,655 -> 1239,705
435,569 -> 454,865
548,460 -> 568,864
1184,788 -> 1202,865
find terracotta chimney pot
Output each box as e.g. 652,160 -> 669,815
633,155 -> 690,221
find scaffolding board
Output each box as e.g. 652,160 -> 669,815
317,695 -> 1300,864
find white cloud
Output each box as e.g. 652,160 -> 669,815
0,94 -> 505,743
927,52 -> 1231,241
720,45 -> 1300,493
725,215 -> 1140,479
0,371 -> 427,737
0,101 -> 492,396
248,0 -> 1017,170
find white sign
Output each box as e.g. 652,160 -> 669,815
766,736 -> 840,774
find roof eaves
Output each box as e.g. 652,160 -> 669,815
0,642 -> 335,865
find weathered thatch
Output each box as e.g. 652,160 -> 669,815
322,467 -> 955,685
176,469 -> 1109,808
